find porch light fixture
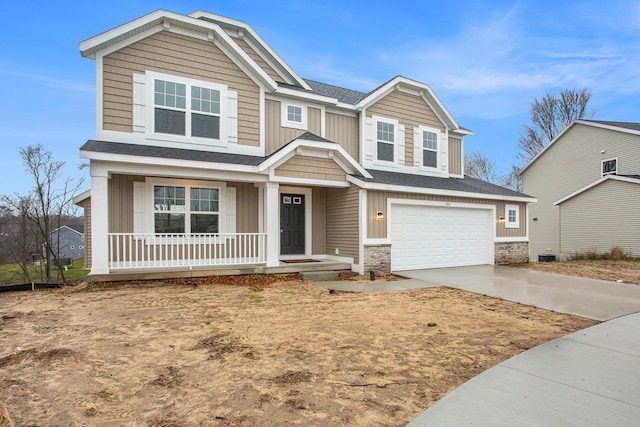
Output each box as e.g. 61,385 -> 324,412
376,211 -> 384,220
498,216 -> 505,223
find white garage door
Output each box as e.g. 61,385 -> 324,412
390,203 -> 493,271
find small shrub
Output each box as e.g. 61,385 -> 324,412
567,246 -> 630,261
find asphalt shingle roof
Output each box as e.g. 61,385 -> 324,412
80,140 -> 265,166
354,169 -> 533,199
586,120 -> 640,132
303,79 -> 368,105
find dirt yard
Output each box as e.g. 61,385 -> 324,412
520,260 -> 640,285
0,278 -> 596,426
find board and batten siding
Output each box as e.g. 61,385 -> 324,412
326,187 -> 359,263
265,100 -> 322,154
522,122 -> 640,260
367,191 -> 526,240
82,197 -> 92,269
274,156 -> 346,182
102,31 -> 260,146
325,112 -> 359,160
107,174 -> 258,234
448,137 -> 463,175
367,90 -> 445,167
559,180 -> 640,257
312,188 -> 326,255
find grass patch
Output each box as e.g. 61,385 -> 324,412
248,293 -> 263,302
0,258 -> 89,285
567,246 -> 634,261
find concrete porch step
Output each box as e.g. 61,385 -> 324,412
301,270 -> 341,281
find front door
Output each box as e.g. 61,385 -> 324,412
280,194 -> 305,255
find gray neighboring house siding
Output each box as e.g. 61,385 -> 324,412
50,225 -> 85,261
521,120 -> 640,260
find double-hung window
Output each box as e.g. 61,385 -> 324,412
153,185 -> 219,234
377,120 -> 395,162
422,129 -> 438,168
150,72 -> 225,141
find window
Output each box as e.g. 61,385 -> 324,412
422,129 -> 438,168
153,185 -> 219,234
505,204 -> 520,228
377,120 -> 395,162
602,158 -> 617,176
150,72 -> 225,141
281,102 -> 307,130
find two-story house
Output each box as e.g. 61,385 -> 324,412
77,9 -> 534,280
521,120 -> 640,261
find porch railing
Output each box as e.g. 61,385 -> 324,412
108,233 -> 267,269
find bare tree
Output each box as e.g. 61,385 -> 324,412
465,151 -> 501,184
517,88 -> 595,163
501,164 -> 523,192
2,145 -> 83,283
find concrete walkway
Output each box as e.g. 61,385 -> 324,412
312,266 -> 640,426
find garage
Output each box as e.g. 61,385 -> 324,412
390,202 -> 494,271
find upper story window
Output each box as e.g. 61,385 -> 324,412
281,102 -> 307,130
154,185 -> 219,234
505,204 -> 520,228
153,79 -> 221,140
377,120 -> 396,162
422,129 -> 438,168
602,158 -> 617,176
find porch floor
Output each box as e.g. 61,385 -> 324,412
87,260 -> 352,282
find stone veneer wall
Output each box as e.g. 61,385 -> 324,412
363,244 -> 391,273
495,242 -> 529,264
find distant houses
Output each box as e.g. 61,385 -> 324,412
49,225 -> 85,262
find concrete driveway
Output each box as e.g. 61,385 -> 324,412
398,265 -> 640,426
397,265 -> 640,321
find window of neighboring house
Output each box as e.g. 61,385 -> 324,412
70,246 -> 74,250
152,75 -> 223,140
79,246 -> 84,250
376,120 -> 395,162
281,102 -> 307,130
602,158 -> 618,176
153,185 -> 219,234
505,204 -> 520,228
422,129 -> 438,168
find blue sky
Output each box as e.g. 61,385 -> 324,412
1,0 -> 639,196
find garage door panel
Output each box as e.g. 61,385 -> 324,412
390,204 -> 493,271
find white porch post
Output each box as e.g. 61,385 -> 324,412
264,182 -> 279,267
90,166 -> 109,275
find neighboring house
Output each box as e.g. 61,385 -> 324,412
49,225 -> 85,262
520,120 -> 640,261
78,9 -> 534,280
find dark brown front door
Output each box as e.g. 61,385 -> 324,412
280,194 -> 305,255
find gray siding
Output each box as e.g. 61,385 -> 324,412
559,180 -> 640,257
522,123 -> 640,260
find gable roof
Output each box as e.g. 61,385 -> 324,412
52,224 -> 84,235
553,174 -> 640,205
520,120 -> 640,175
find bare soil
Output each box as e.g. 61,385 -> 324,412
0,278 -> 596,426
519,260 -> 640,285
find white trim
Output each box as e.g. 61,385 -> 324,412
363,238 -> 392,245
279,186 -> 312,257
72,189 -> 91,205
371,115 -> 400,168
495,236 -> 529,243
553,174 -> 640,205
280,101 -> 307,130
348,175 -> 537,203
274,86 -> 338,105
504,204 -> 520,228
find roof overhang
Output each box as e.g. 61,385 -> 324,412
553,175 -> 640,205
72,189 -> 91,205
348,175 -> 536,203
258,137 -> 372,179
79,9 -> 278,92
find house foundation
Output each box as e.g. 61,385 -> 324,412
495,242 -> 529,264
